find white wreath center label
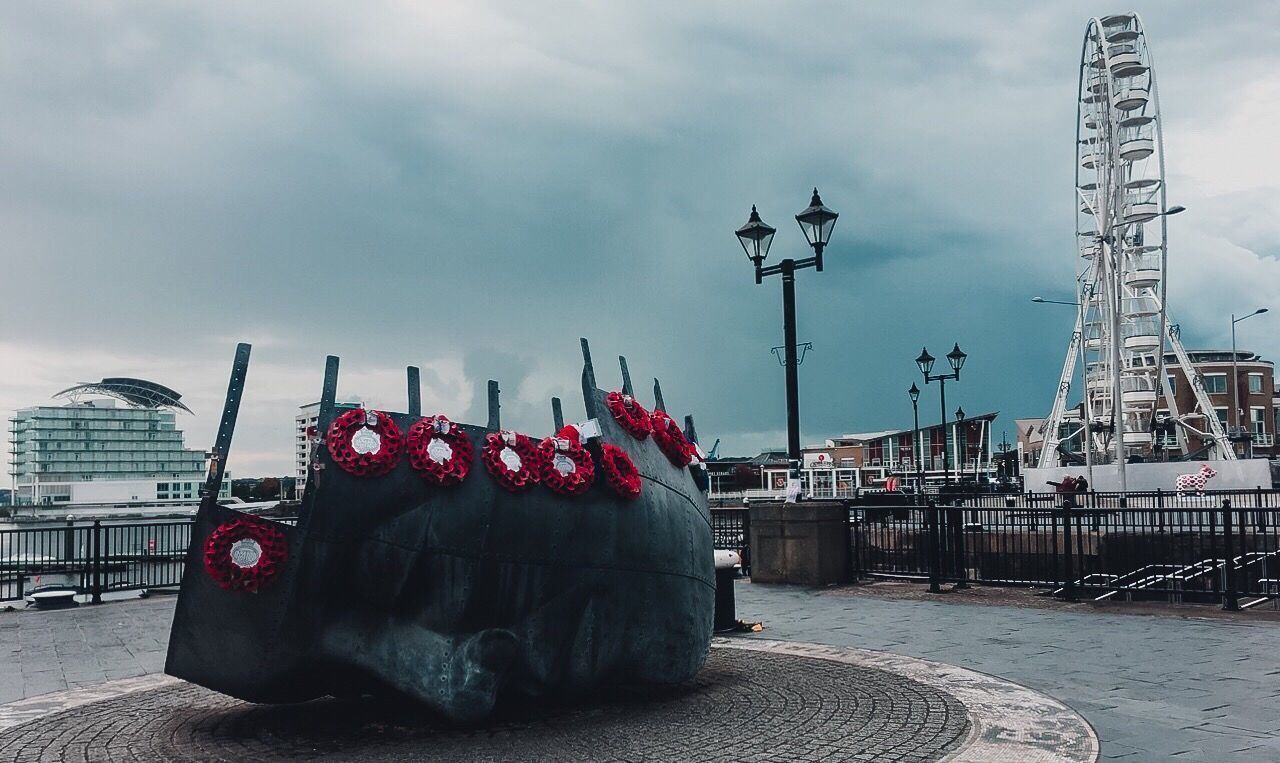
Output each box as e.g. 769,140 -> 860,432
351,427 -> 381,455
229,538 -> 263,569
427,437 -> 453,465
553,453 -> 576,476
499,446 -> 522,472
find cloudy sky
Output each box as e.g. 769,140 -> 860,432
2,2 -> 1279,478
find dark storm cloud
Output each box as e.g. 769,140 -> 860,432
2,1 -> 1279,475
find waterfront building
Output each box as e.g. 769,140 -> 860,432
1161,350 -> 1276,458
707,413 -> 998,503
1036,350 -> 1277,464
294,397 -> 363,498
7,378 -> 226,507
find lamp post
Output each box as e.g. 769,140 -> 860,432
909,383 -> 923,493
955,406 -> 967,484
1230,308 -> 1269,458
737,190 -> 838,499
916,344 -> 967,487
1031,295 -> 1095,486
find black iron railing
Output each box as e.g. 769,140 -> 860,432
0,520 -> 197,603
849,493 -> 1280,609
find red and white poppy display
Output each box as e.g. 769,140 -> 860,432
538,425 -> 595,496
482,431 -> 541,493
600,443 -> 642,500
326,408 -> 403,477
203,515 -> 288,593
605,391 -> 652,440
650,409 -> 694,468
407,415 -> 474,486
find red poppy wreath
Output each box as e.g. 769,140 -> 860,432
204,515 -> 288,593
605,391 -> 651,440
482,431 -> 541,492
327,408 -> 403,477
538,428 -> 595,496
407,415 -> 473,487
600,443 -> 642,499
650,409 -> 694,468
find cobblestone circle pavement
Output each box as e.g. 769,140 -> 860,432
0,647 -> 969,762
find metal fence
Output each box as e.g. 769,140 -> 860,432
0,521 -> 196,603
711,508 -> 750,575
850,493 -> 1280,609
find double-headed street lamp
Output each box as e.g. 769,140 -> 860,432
737,189 -> 839,496
1231,307 -> 1269,457
916,343 -> 967,487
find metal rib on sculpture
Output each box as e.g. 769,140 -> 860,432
165,341 -> 715,721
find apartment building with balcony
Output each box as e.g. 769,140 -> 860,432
7,378 -> 226,508
1159,350 -> 1275,458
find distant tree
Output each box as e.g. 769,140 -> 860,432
257,477 -> 282,499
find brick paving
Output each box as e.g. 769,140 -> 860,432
0,648 -> 968,762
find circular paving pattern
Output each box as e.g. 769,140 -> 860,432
0,648 -> 969,762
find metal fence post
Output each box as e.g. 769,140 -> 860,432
951,500 -> 969,589
927,500 -> 941,594
1061,503 -> 1077,601
91,520 -> 102,605
1221,499 -> 1238,611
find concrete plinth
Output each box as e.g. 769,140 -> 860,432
748,501 -> 851,586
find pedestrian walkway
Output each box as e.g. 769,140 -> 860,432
0,597 -> 172,705
735,581 -> 1280,760
2,585 -> 1277,759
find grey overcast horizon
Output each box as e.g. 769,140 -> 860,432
2,2 -> 1278,478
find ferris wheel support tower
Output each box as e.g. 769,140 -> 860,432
1038,13 -> 1234,482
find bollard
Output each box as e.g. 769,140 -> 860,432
713,550 -> 741,631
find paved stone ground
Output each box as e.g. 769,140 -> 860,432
3,583 -> 1278,760
0,648 -> 969,762
0,596 -> 171,705
735,581 -> 1280,761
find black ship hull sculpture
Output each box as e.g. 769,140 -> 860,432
165,341 -> 715,721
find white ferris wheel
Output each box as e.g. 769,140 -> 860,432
1038,13 -> 1234,481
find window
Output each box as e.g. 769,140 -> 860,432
1215,407 -> 1229,428
1166,375 -> 1176,395
1249,373 -> 1264,394
1203,374 -> 1227,394
1252,408 -> 1266,434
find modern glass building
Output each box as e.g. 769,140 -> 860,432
7,378 -> 226,507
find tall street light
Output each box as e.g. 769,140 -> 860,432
955,406 -> 968,484
916,343 -> 967,487
1231,307 -> 1269,457
1031,294 -> 1095,486
737,189 -> 839,498
909,383 -> 922,492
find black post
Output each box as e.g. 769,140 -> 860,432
780,260 -> 802,489
91,520 -> 102,605
939,377 -> 950,487
1061,504 -> 1077,601
1222,498 -> 1239,611
927,500 -> 942,593
911,399 -> 923,493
